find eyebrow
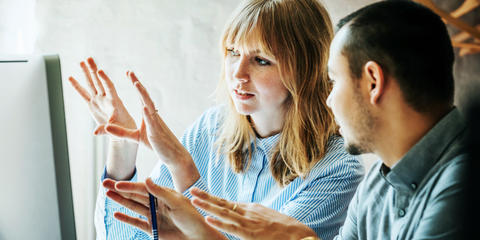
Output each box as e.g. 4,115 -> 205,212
228,46 -> 262,54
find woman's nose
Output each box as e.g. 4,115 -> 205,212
233,56 -> 249,82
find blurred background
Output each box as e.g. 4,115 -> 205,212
0,0 -> 478,239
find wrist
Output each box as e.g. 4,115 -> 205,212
166,155 -> 200,192
105,139 -> 138,181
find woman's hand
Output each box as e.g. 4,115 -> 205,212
69,57 -> 139,180
68,57 -> 137,136
190,188 -> 319,240
103,178 -> 226,240
104,72 -> 200,192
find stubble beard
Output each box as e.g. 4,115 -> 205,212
344,88 -> 376,155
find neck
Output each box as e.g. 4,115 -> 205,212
374,106 -> 452,168
249,109 -> 286,138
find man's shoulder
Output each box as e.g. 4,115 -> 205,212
428,153 -> 468,196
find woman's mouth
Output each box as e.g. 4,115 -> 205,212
234,89 -> 254,100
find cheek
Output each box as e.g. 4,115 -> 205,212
224,63 -> 235,88
260,79 -> 288,103
254,71 -> 288,102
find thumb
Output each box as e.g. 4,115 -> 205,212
94,125 -> 107,135
105,123 -> 140,143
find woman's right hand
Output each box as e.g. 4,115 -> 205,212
69,57 -> 139,180
68,57 -> 137,136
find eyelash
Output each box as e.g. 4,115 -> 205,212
226,48 -> 271,66
226,48 -> 240,57
255,57 -> 270,66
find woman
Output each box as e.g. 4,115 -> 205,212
69,0 -> 363,239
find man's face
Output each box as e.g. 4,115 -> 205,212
326,27 -> 375,155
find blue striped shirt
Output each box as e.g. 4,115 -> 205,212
95,106 -> 364,240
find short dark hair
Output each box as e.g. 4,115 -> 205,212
337,0 -> 454,112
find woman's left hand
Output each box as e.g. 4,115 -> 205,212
190,188 -> 319,240
103,178 -> 227,240
105,71 -> 200,192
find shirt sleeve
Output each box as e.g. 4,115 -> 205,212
94,167 -> 151,240
280,156 -> 364,240
410,157 -> 466,240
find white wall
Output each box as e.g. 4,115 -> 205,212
1,0 -> 377,239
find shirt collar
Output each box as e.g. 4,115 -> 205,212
252,133 -> 281,157
381,107 -> 466,192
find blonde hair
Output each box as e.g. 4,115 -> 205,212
215,0 -> 337,186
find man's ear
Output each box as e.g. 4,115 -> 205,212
363,61 -> 385,105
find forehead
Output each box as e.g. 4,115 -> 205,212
228,35 -> 272,55
328,27 -> 350,75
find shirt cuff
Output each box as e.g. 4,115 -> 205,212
101,166 -> 138,182
101,166 -> 138,209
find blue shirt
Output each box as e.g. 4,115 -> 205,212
95,106 -> 364,240
335,108 -> 467,240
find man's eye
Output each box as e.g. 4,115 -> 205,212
227,49 -> 240,57
255,57 -> 270,66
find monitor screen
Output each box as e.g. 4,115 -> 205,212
0,55 -> 76,240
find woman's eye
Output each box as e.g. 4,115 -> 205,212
227,49 -> 240,57
255,57 -> 270,66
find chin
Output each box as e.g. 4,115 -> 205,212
233,102 -> 255,116
344,139 -> 371,155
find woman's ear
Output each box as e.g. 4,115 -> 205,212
363,61 -> 385,105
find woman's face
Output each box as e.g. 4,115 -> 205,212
224,43 -> 289,118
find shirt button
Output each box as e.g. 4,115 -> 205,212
411,183 -> 417,190
398,209 -> 406,217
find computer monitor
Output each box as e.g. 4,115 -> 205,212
0,55 -> 76,240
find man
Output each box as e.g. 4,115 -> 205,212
104,1 -> 467,239
323,1 -> 466,239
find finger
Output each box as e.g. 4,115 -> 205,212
68,76 -> 91,102
190,188 -> 240,214
115,190 -> 150,207
106,190 -> 150,217
115,181 -> 149,197
205,216 -> 244,238
80,61 -> 98,95
142,106 -> 158,131
103,179 -> 117,190
87,57 -> 106,96
94,125 -> 107,135
103,180 -> 149,206
105,123 -> 141,143
145,178 -> 182,207
98,69 -> 119,98
191,198 -> 245,223
113,212 -> 151,235
129,72 -> 156,112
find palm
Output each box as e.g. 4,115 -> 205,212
69,57 -> 137,135
155,205 -> 188,240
